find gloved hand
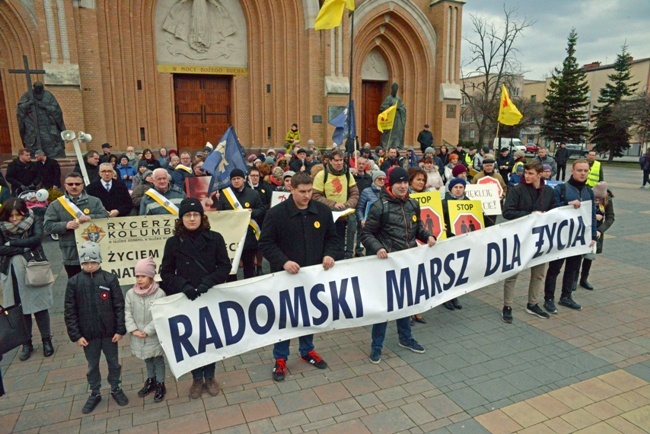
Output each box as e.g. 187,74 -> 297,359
183,286 -> 200,301
197,284 -> 210,295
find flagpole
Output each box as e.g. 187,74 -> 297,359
344,9 -> 355,154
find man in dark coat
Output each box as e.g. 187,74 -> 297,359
247,166 -> 273,211
259,172 -> 338,382
417,124 -> 434,153
214,168 -> 265,279
34,150 -> 61,189
6,148 -> 40,195
360,167 -> 436,364
554,143 -> 570,181
500,160 -> 556,324
74,150 -> 101,184
86,163 -> 133,217
16,81 -> 66,158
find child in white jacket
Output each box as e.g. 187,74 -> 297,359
125,257 -> 167,402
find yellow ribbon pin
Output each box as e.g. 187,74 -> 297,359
314,221 -> 320,229
84,208 -> 90,214
412,215 -> 417,222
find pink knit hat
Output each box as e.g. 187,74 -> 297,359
134,257 -> 157,278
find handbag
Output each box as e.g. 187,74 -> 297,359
24,250 -> 55,287
0,304 -> 30,354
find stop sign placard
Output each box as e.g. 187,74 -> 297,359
452,213 -> 483,235
421,207 -> 444,240
410,191 -> 446,241
447,200 -> 484,236
476,176 -> 503,198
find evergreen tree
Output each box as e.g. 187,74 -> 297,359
541,29 -> 589,145
590,45 -> 639,160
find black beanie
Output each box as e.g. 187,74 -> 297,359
388,167 -> 409,186
178,198 -> 204,218
229,168 -> 246,179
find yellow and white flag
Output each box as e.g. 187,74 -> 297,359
314,0 -> 355,30
498,84 -> 523,126
377,102 -> 398,133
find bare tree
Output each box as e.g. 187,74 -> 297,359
461,7 -> 534,147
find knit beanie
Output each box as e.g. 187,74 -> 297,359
448,178 -> 467,190
388,167 -> 408,186
229,168 -> 246,179
272,166 -> 284,180
452,164 -> 467,177
592,181 -> 607,198
79,241 -> 102,264
424,147 -> 434,155
372,170 -> 386,182
178,198 -> 204,219
134,257 -> 157,278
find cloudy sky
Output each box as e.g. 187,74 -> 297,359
461,0 -> 650,81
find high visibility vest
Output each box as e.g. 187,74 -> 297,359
586,161 -> 601,187
465,153 -> 473,166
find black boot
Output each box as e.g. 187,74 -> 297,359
42,336 -> 54,357
137,377 -> 157,397
580,279 -> 594,290
154,382 -> 166,402
19,341 -> 33,361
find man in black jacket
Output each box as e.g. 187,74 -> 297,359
86,163 -> 133,217
34,150 -> 61,189
74,150 -> 101,184
259,172 -> 338,382
500,161 -> 556,324
417,124 -> 433,153
360,167 -> 436,364
6,148 -> 40,195
554,143 -> 570,181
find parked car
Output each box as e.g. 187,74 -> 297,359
493,138 -> 525,153
564,143 -> 589,158
525,143 -> 538,154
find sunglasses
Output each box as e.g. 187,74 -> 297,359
66,182 -> 83,186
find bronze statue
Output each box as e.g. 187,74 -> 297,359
16,82 -> 66,158
380,82 -> 406,149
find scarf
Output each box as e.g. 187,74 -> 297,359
132,280 -> 160,297
0,209 -> 35,240
327,163 -> 347,176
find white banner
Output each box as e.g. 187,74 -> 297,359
74,211 -> 250,284
271,191 -> 291,208
465,184 -> 502,215
152,204 -> 593,378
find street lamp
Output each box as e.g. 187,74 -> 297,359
61,130 -> 93,185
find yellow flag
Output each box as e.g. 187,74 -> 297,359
314,0 -> 355,30
377,102 -> 398,133
498,84 -> 523,126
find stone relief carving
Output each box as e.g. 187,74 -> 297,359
361,49 -> 389,81
155,0 -> 247,67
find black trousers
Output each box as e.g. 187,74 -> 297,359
556,164 -> 567,181
544,255 -> 582,300
82,337 -> 121,394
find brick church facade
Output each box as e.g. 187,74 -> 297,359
0,0 -> 463,155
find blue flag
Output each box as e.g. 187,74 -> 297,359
330,101 -> 355,146
203,126 -> 248,193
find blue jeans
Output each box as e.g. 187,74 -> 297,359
371,317 -> 413,351
273,335 -> 315,360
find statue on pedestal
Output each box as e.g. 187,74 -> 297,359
380,82 -> 406,150
16,82 -> 66,158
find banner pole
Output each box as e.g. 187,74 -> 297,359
344,10 -> 355,154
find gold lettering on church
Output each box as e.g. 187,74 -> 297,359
157,64 -> 248,75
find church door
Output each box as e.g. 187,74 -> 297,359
361,81 -> 384,148
174,75 -> 231,152
0,74 -> 12,154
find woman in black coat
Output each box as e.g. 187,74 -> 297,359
160,198 -> 230,400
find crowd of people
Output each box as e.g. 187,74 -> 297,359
0,138 -> 614,410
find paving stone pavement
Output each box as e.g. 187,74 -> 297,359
1,165 -> 649,433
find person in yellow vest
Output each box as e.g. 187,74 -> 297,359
284,123 -> 301,154
585,150 -> 603,187
139,169 -> 186,215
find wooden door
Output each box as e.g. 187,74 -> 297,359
361,81 -> 385,148
174,75 -> 231,152
0,74 -> 12,154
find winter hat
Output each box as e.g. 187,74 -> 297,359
448,178 -> 467,190
134,257 -> 157,278
283,170 -> 296,179
267,148 -> 276,155
593,181 -> 607,198
119,154 -> 129,164
388,167 -> 409,186
514,150 -> 525,159
265,156 -> 275,165
138,159 -> 148,168
452,164 -> 467,177
142,169 -> 153,181
178,198 -> 204,219
247,154 -> 256,163
372,170 -> 386,182
483,154 -> 496,164
229,168 -> 246,179
204,142 -> 214,150
542,164 -> 552,171
424,147 -> 434,155
272,166 -> 284,179
79,241 -> 102,264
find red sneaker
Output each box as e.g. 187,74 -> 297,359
300,350 -> 328,369
272,358 -> 287,382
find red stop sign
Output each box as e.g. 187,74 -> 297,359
477,176 -> 503,198
452,213 -> 483,235
421,208 -> 443,239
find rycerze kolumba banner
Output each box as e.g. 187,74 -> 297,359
151,204 -> 593,378
74,211 -> 250,284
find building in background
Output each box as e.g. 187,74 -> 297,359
0,0 -> 465,156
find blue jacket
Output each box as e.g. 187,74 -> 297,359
357,183 -> 381,220
116,165 -> 136,189
553,179 -> 597,241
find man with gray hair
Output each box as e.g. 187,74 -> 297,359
86,163 -> 133,217
139,168 -> 186,215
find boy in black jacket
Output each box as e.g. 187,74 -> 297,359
64,241 -> 128,414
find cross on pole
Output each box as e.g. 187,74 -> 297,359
9,55 -> 46,153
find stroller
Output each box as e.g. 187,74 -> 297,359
18,189 -> 58,240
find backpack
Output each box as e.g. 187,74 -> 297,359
322,167 -> 351,187
557,182 -> 594,205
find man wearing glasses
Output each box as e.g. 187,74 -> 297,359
44,172 -> 109,278
86,163 -> 132,217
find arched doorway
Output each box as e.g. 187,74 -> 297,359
360,49 -> 389,147
0,73 -> 12,153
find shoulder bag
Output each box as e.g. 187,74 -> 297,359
24,250 -> 55,287
0,304 -> 30,354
